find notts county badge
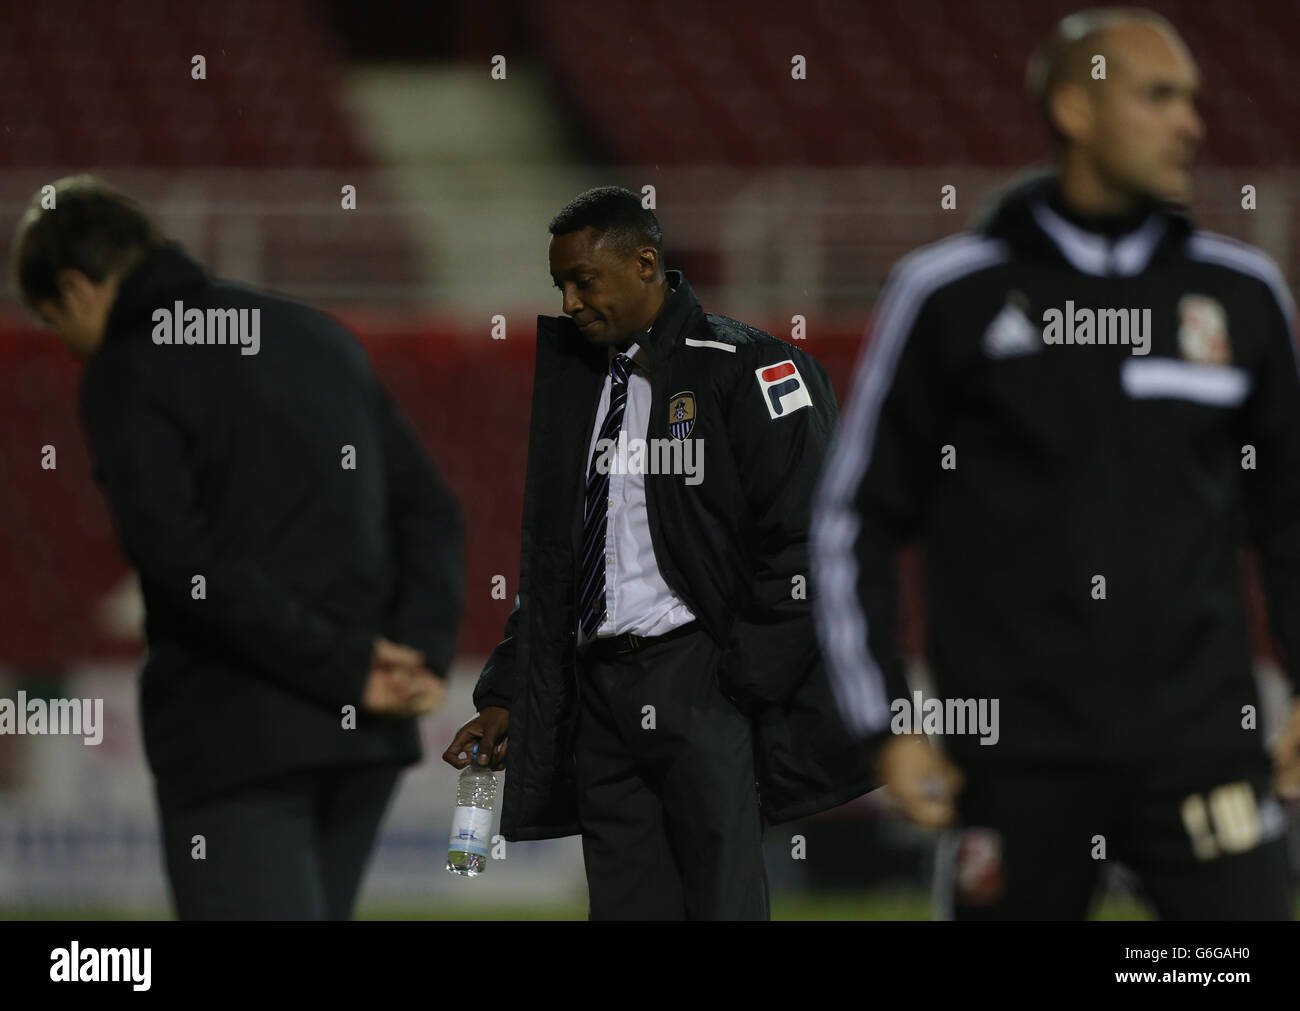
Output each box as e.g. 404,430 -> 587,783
668,391 -> 696,440
1177,294 -> 1232,365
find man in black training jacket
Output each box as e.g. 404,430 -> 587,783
12,176 -> 465,920
814,10 -> 1300,919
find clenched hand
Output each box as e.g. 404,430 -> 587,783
360,637 -> 447,717
875,734 -> 964,828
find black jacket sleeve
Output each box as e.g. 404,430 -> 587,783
811,280 -> 949,741
1242,280 -> 1300,692
721,344 -> 839,706
80,352 -> 376,710
376,385 -> 465,678
474,593 -> 522,711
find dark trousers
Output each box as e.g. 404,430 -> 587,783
937,762 -> 1292,920
157,762 -> 403,920
574,625 -> 769,920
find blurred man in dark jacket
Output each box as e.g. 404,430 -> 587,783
12,176 -> 465,920
814,11 -> 1300,919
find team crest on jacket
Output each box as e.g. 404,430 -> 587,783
668,391 -> 696,440
755,359 -> 813,419
1177,294 -> 1231,365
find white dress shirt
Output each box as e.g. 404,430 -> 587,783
580,338 -> 696,642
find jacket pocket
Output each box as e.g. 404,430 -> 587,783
715,648 -> 757,718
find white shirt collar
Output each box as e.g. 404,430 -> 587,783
1031,201 -> 1167,277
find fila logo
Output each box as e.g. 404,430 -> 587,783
755,359 -> 813,419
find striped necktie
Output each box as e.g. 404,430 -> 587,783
578,353 -> 635,640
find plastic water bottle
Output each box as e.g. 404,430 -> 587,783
446,744 -> 497,876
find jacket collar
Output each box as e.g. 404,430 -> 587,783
978,169 -> 1191,277
539,269 -> 704,374
636,269 -> 702,370
1029,200 -> 1168,277
105,242 -> 209,340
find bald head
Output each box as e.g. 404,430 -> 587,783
1028,8 -> 1204,209
1029,9 -> 1192,141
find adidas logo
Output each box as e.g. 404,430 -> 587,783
981,293 -> 1041,358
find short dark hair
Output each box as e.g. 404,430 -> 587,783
11,175 -> 162,308
1026,7 -> 1178,145
548,186 -> 663,261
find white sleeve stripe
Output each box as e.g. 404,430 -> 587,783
812,234 -> 1009,738
684,337 -> 738,352
1187,231 -> 1298,344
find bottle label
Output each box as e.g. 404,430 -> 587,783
448,806 -> 493,857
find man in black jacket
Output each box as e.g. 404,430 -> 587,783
443,187 -> 910,919
13,176 -> 465,919
814,10 -> 1300,919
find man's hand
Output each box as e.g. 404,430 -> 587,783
875,734 -> 964,828
1271,697 -> 1300,801
442,707 -> 510,771
360,637 -> 447,717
